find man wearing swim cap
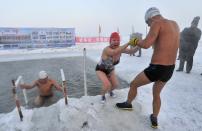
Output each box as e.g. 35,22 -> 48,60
20,70 -> 63,107
116,7 -> 180,128
96,32 -> 140,104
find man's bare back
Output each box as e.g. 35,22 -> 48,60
151,19 -> 180,65
139,16 -> 180,65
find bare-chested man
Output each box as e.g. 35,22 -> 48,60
20,70 -> 63,107
116,7 -> 180,128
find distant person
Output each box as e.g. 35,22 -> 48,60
176,16 -> 201,73
130,32 -> 143,57
96,32 -> 140,104
116,7 -> 180,128
129,45 -> 135,56
20,70 -> 63,107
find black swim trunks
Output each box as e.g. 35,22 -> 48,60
40,94 -> 53,99
144,64 -> 175,82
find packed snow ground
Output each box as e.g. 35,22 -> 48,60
0,40 -> 202,131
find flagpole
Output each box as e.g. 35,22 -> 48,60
83,48 -> 87,96
99,24 -> 101,42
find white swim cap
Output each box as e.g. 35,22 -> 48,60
145,7 -> 161,23
38,70 -> 48,79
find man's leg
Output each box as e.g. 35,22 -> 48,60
150,81 -> 166,128
152,81 -> 166,117
127,71 -> 151,103
130,46 -> 133,56
34,96 -> 44,107
186,56 -> 193,73
116,71 -> 151,110
136,48 -> 141,57
176,59 -> 185,71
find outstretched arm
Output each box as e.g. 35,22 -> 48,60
19,81 -> 36,89
123,46 -> 140,54
137,22 -> 160,49
105,43 -> 130,56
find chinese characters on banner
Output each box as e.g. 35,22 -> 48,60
0,28 -> 75,49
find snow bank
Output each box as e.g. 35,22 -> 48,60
0,89 -> 148,131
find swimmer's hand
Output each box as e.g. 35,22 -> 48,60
128,38 -> 139,46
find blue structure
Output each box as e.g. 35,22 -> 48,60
0,28 -> 75,49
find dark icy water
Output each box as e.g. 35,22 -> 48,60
0,56 -> 128,113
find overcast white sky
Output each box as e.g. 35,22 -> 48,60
0,0 -> 201,37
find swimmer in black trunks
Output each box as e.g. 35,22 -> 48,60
116,7 -> 180,128
96,32 -> 140,103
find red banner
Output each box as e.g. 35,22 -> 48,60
76,37 -> 109,43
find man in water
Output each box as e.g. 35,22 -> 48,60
116,7 -> 180,128
20,70 -> 63,107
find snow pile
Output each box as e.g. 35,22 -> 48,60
0,90 -> 149,131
